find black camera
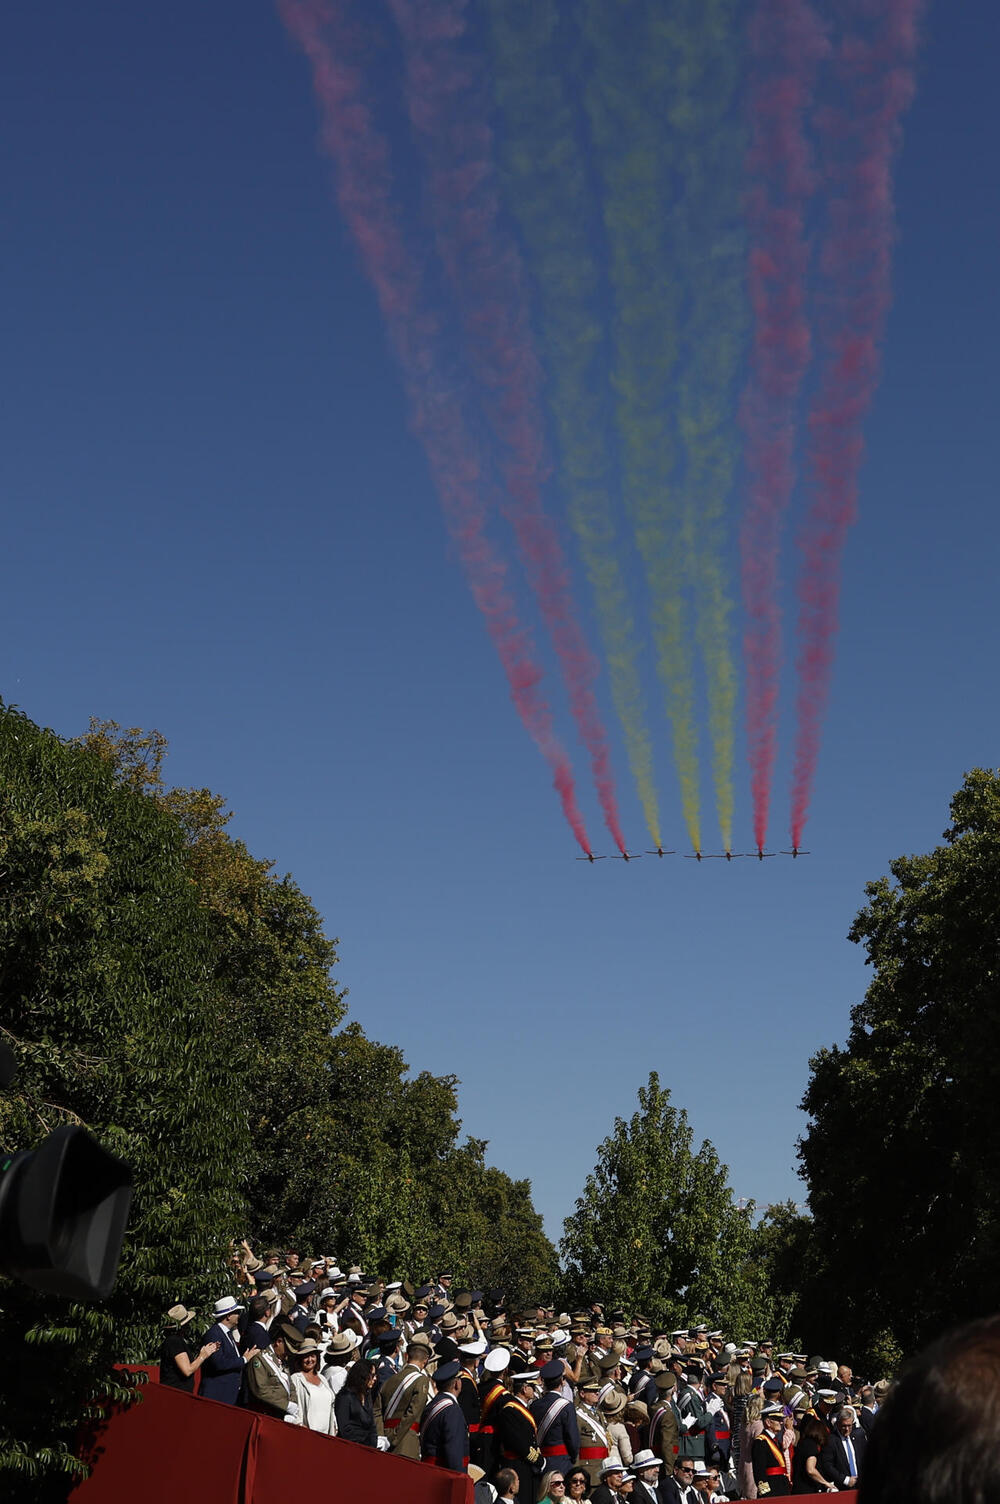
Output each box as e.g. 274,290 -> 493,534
0,1044 -> 132,1300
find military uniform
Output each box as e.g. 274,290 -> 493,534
531,1374 -> 580,1479
649,1389 -> 681,1465
380,1361 -> 430,1459
242,1349 -> 293,1419
494,1394 -> 541,1502
676,1381 -> 709,1460
478,1375 -> 511,1475
751,1430 -> 791,1495
575,1401 -> 613,1487
420,1389 -> 469,1472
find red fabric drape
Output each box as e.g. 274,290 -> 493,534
71,1380 -> 473,1504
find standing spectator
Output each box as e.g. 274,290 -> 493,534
289,1338 -> 337,1434
200,1297 -> 258,1405
752,1405 -> 791,1496
820,1406 -> 866,1491
792,1415 -> 839,1493
335,1357 -> 385,1448
158,1305 -> 218,1393
738,1390 -> 764,1499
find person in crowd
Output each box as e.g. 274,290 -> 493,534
421,1359 -> 470,1471
495,1370 -> 542,1500
334,1357 -> 384,1448
380,1332 -> 433,1458
532,1357 -> 581,1479
540,1470 -> 570,1500
576,1375 -> 613,1486
663,1456 -> 699,1504
566,1465 -> 592,1500
858,1313 -> 1000,1504
792,1415 -> 838,1494
200,1296 -> 259,1405
289,1338 -> 337,1435
244,1331 -> 299,1422
820,1405 -> 866,1491
738,1389 -> 763,1499
321,1328 -> 359,1397
751,1405 -> 791,1496
630,1448 -> 664,1502
494,1468 -> 519,1503
158,1305 -> 219,1393
590,1458 -> 626,1504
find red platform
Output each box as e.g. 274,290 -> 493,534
71,1374 -> 472,1504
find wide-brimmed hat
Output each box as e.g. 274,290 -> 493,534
601,1459 -> 625,1477
602,1391 -> 627,1416
165,1304 -> 196,1327
632,1451 -> 662,1471
212,1296 -> 245,1319
295,1339 -> 322,1356
325,1331 -> 361,1355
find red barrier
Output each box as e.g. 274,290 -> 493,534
71,1379 -> 472,1504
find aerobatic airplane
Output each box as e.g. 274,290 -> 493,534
576,852 -> 607,863
781,848 -> 810,858
646,847 -> 677,858
611,850 -> 642,861
753,849 -> 777,862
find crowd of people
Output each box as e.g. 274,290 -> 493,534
158,1242 -> 890,1501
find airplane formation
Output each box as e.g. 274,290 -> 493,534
576,848 -> 809,863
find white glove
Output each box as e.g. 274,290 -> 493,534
284,1402 -> 301,1425
377,1436 -> 391,1452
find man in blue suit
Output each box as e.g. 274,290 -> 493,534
199,1296 -> 259,1404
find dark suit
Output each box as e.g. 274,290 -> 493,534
660,1478 -> 697,1504
858,1404 -> 879,1439
199,1323 -> 244,1405
820,1427 -> 867,1489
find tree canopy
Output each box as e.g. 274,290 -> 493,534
0,709 -> 557,1495
798,769 -> 1000,1368
561,1071 -> 779,1335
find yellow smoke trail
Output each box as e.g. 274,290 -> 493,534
580,0 -> 702,852
669,0 -> 745,851
487,0 -> 663,850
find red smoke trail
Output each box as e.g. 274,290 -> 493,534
741,0 -> 827,853
388,0 -> 628,855
278,0 -> 592,854
790,0 -> 923,848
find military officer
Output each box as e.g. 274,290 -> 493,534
420,1359 -> 469,1472
380,1333 -> 433,1459
575,1375 -> 613,1487
531,1358 -> 580,1479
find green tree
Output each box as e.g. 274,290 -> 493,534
0,705 -> 249,1496
798,769 -> 1000,1366
561,1072 -> 766,1329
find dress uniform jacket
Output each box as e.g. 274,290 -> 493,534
650,1397 -> 681,1463
706,1402 -> 733,1467
199,1323 -> 245,1405
380,1362 -> 430,1459
420,1391 -> 469,1472
494,1396 -> 541,1502
575,1402 -> 613,1486
676,1384 -> 709,1460
242,1349 -> 292,1419
477,1377 -> 511,1474
752,1431 -> 791,1495
530,1389 -> 580,1476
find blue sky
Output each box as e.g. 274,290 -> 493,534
2,1 -> 997,1244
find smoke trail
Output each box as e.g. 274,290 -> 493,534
278,0 -> 593,853
669,0 -> 746,853
580,0 -> 702,852
485,0 -> 663,851
389,0 -> 628,854
741,0 -> 827,852
790,0 -> 924,847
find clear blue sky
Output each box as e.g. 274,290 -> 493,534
2,2 -> 996,1243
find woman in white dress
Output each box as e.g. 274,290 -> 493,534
289,1339 -> 337,1435
321,1329 -> 360,1398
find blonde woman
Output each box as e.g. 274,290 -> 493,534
738,1390 -> 763,1500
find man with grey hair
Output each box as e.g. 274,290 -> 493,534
821,1405 -> 867,1490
